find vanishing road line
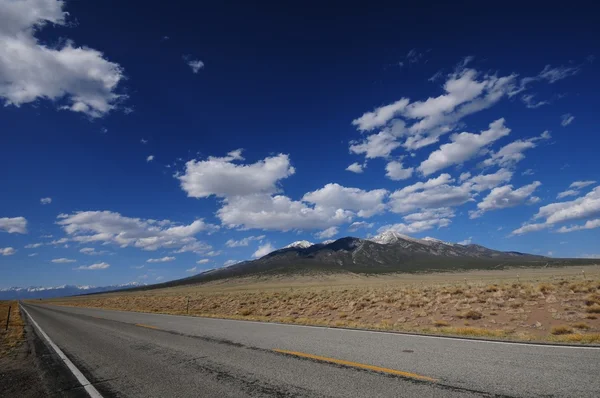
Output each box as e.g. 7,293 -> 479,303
273,349 -> 437,382
135,323 -> 159,330
20,304 -> 103,398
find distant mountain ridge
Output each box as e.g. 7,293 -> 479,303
139,232 -> 593,292
0,282 -> 145,300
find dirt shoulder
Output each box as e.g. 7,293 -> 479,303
47,266 -> 600,344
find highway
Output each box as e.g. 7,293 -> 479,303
21,303 -> 600,398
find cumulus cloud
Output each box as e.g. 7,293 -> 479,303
570,180 -> 595,189
418,118 -> 510,176
51,258 -> 76,263
533,186 -> 600,226
538,64 -> 580,83
348,221 -> 374,232
146,256 -> 176,263
225,235 -> 265,247
378,218 -> 451,235
385,161 -> 414,180
561,113 -> 574,127
57,211 -> 216,253
345,162 -> 364,173
24,243 -> 43,249
521,94 -> 548,109
470,182 -> 541,218
352,98 -> 409,132
480,130 -> 549,169
463,169 -> 513,192
458,237 -> 473,245
184,56 -> 204,73
40,197 -> 52,205
75,262 -> 110,270
252,242 -> 275,258
557,190 -> 579,199
178,150 -> 295,198
146,155 -> 154,162
0,0 -> 125,117
389,174 -> 472,214
315,226 -> 339,239
79,247 -> 108,255
510,223 -> 550,236
349,130 -> 402,159
0,247 -> 16,256
218,194 -> 353,231
556,219 -> 600,233
0,217 -> 27,234
302,184 -> 388,218
223,259 -> 240,267
196,259 -> 210,264
186,266 -> 197,273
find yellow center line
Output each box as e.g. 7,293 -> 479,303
135,323 -> 159,330
273,349 -> 437,382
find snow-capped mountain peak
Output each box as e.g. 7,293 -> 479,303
368,231 -> 421,245
283,240 -> 314,249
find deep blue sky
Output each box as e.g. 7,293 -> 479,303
1,0 -> 599,288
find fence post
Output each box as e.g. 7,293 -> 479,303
5,305 -> 11,331
186,297 -> 190,315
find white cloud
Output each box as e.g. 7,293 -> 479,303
252,242 -> 275,258
561,113 -> 574,127
402,208 -> 455,222
302,183 -> 388,218
141,138 -> 148,144
418,118 -> 510,176
348,221 -> 374,232
0,0 -> 125,117
470,182 -> 541,218
556,219 -> 600,233
196,259 -> 210,264
186,266 -> 197,273
146,155 -> 154,162
315,226 -> 339,239
205,251 -> 222,257
28,253 -> 38,257
131,265 -> 144,269
24,243 -> 43,249
557,190 -> 579,199
521,94 -> 548,109
40,197 -> 52,205
389,174 -> 472,214
463,169 -> 513,192
223,259 -> 240,267
156,276 -> 164,281
533,186 -> 600,226
510,223 -> 550,236
75,262 -> 110,270
147,256 -> 175,263
570,180 -> 596,189
184,57 -> 204,73
178,150 -> 295,198
57,211 -> 216,253
522,169 -> 534,176
218,194 -> 353,231
480,130 -> 549,169
51,258 -> 76,263
349,130 -> 402,159
79,247 -> 107,255
225,235 -> 265,247
538,64 -> 579,83
0,247 -> 16,256
385,161 -> 414,180
0,217 -> 27,234
458,237 -> 473,245
351,98 -> 409,131
378,218 -> 451,235
346,162 -> 364,173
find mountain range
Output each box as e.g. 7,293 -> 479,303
0,282 -> 145,300
149,231 -> 592,290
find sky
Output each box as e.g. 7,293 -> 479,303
1,0 -> 599,288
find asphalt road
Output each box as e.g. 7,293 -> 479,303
21,303 -> 600,398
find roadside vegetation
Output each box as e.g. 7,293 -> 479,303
46,268 -> 600,344
0,301 -> 25,357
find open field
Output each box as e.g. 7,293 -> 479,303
45,265 -> 600,343
0,301 -> 25,357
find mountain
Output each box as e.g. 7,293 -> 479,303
0,282 -> 145,300
140,233 -> 592,291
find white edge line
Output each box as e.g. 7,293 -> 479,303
42,303 -> 600,351
20,304 -> 103,398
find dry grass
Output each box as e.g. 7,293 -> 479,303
572,322 -> 590,330
551,325 -> 574,335
550,333 -> 600,344
43,266 -> 600,344
0,301 -> 25,357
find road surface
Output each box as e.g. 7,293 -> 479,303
20,303 -> 600,397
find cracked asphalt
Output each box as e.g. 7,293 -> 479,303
22,303 -> 600,398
